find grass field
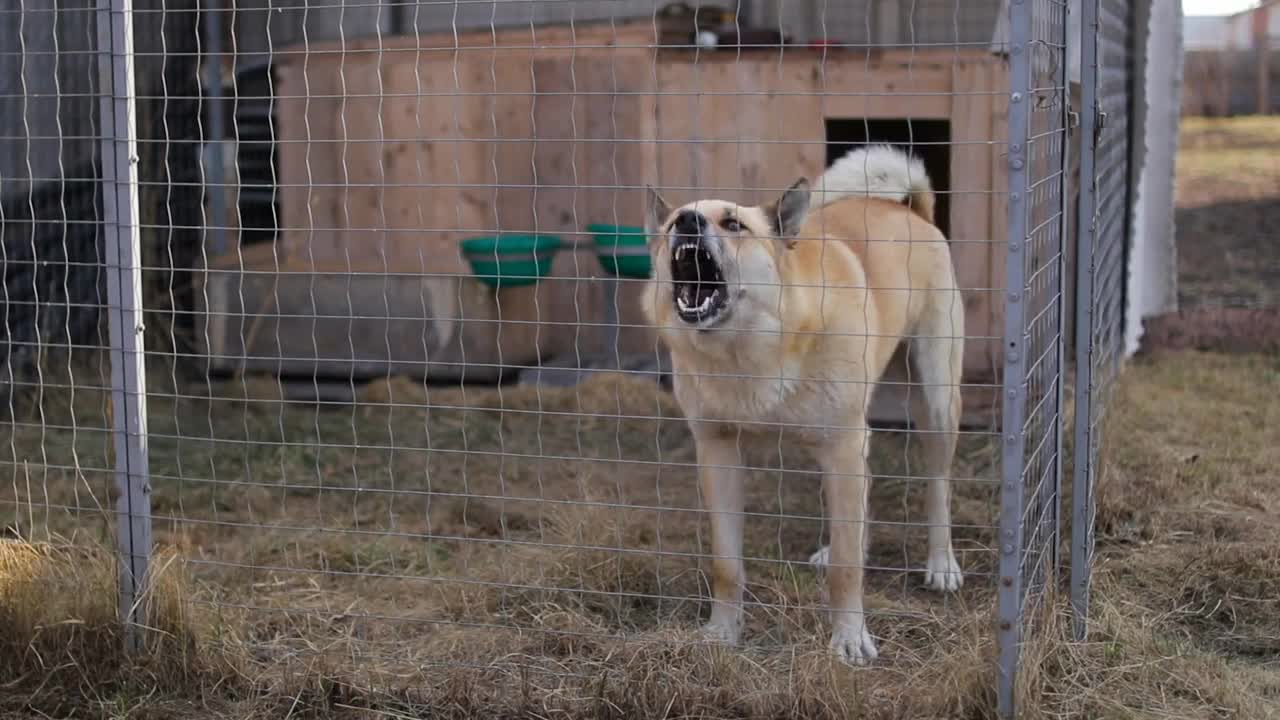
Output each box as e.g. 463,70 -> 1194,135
1176,116 -> 1280,308
3,116 -> 1279,719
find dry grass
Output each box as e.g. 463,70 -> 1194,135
1044,352 -> 1280,719
0,542 -> 222,717
4,353 -> 1280,718
2,364 -> 1008,718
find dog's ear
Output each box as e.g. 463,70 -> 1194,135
645,185 -> 672,240
765,178 -> 810,248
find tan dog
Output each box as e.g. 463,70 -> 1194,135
640,145 -> 964,663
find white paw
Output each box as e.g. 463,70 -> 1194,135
829,620 -> 878,665
808,545 -> 830,568
923,547 -> 963,592
700,617 -> 741,645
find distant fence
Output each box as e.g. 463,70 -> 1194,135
1183,48 -> 1280,117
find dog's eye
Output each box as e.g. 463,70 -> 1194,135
721,218 -> 741,232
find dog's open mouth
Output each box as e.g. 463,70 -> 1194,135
670,239 -> 727,324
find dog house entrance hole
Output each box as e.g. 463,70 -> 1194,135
825,118 -> 952,238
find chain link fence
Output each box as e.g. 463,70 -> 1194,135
2,1 -> 1143,716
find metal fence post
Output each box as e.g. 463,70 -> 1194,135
97,0 -> 153,652
996,0 -> 1033,715
1051,0 -> 1077,583
1070,0 -> 1101,644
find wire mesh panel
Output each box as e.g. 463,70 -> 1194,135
1,0 -> 154,650
179,6 -> 1009,695
1,0 -> 112,539
995,0 -> 1070,713
1071,0 -> 1133,640
2,1 -> 1089,718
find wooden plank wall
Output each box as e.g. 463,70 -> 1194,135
952,59 -> 1003,379
652,51 -> 955,204
267,38 -> 1013,383
272,29 -> 661,365
273,21 -> 659,271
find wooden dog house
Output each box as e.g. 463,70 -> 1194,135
200,20 -> 1039,422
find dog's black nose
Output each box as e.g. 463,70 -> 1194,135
673,210 -> 706,235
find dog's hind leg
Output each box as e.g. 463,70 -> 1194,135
909,289 -> 965,592
694,425 -> 747,644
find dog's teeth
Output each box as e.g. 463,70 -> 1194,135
677,287 -> 695,312
695,295 -> 714,313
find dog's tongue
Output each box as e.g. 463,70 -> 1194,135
680,284 -> 696,306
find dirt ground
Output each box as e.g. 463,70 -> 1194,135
3,118 -> 1279,719
1175,117 -> 1280,309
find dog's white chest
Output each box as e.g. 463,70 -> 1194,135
672,364 -> 853,443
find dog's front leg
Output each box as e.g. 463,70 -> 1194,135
820,428 -> 878,664
693,424 -> 746,645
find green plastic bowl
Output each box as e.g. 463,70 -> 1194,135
587,223 -> 652,279
459,234 -> 562,288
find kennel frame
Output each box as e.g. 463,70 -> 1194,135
4,0 -> 1144,717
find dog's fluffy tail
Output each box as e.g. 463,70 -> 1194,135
813,144 -> 936,225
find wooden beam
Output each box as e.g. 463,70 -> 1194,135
950,60 -> 998,378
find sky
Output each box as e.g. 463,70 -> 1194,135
1183,0 -> 1259,16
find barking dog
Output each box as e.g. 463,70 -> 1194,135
640,145 -> 964,663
